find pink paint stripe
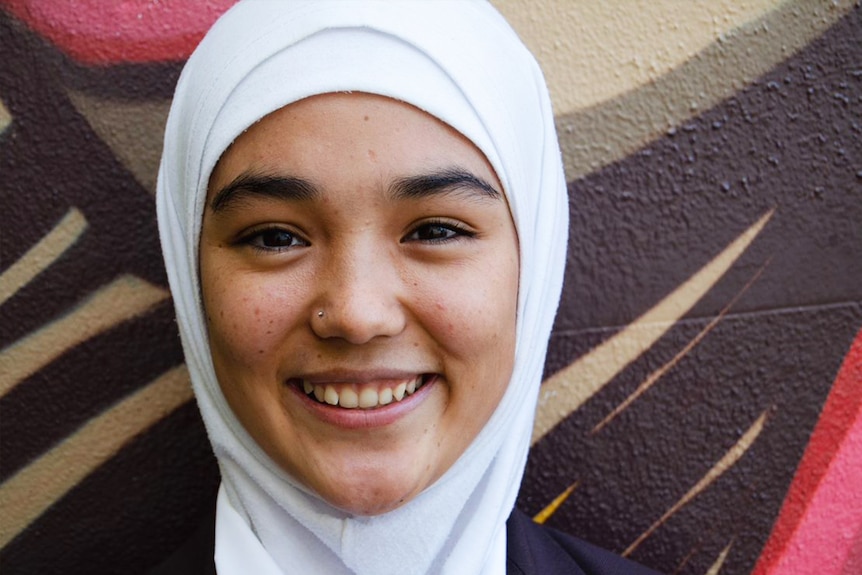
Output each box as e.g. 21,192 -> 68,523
753,330 -> 862,575
0,0 -> 237,65
770,395 -> 862,574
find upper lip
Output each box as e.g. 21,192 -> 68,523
287,368 -> 430,385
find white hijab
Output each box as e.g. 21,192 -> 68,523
157,1 -> 568,573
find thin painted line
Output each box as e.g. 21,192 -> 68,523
623,411 -> 769,556
0,208 -> 88,307
0,365 -> 193,549
533,481 -> 579,525
705,540 -> 735,575
533,209 -> 774,444
0,275 -> 168,398
592,261 -> 769,434
0,98 -> 11,134
552,300 -> 862,338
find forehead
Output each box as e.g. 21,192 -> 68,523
207,92 -> 503,199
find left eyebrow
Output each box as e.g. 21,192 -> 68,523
209,172 -> 319,213
389,168 -> 502,202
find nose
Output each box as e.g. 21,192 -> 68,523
310,243 -> 406,344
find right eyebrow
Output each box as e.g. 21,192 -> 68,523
209,172 -> 319,213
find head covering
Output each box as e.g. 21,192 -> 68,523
156,1 -> 568,574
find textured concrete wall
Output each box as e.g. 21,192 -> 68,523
1,1 -> 859,574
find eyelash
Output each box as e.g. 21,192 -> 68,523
237,219 -> 474,252
403,219 -> 475,243
239,226 -> 309,252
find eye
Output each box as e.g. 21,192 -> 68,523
241,227 -> 309,251
403,220 -> 475,243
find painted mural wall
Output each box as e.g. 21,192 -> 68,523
1,1 -> 859,573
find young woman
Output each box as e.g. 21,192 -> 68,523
155,1 -> 660,573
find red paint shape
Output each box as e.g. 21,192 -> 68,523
0,0 -> 237,65
753,329 -> 862,575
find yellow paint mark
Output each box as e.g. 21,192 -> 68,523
0,275 -> 168,398
533,481 -> 579,525
0,98 -> 10,134
705,540 -> 735,575
532,209 -> 774,444
623,411 -> 769,556
0,208 -> 88,307
0,365 -> 192,548
592,261 -> 769,434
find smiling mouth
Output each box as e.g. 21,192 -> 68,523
294,375 -> 430,409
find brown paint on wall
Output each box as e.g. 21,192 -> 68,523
0,3 -> 859,574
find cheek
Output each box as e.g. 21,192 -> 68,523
424,251 -> 519,366
202,272 -> 303,368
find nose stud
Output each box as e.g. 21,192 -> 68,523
317,310 -> 325,318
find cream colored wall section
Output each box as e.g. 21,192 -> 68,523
490,0 -> 856,178
492,0 -> 785,114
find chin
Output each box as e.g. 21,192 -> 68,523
306,459 -> 433,516
317,480 -> 421,517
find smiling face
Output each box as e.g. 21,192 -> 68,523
199,92 -> 519,516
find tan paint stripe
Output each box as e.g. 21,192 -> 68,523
493,0 -> 785,113
0,98 -> 10,134
623,411 -> 769,556
591,261 -> 769,434
66,90 -> 171,195
533,481 -> 579,525
705,540 -> 735,575
532,209 -> 774,444
0,275 -> 168,397
0,365 -> 192,549
548,0 -> 856,180
0,208 -> 88,307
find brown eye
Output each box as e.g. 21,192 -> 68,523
404,220 -> 474,243
243,227 -> 309,251
415,224 -> 457,241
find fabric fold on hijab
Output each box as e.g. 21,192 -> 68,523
157,1 -> 568,573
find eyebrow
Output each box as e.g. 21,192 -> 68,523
389,168 -> 501,202
209,172 -> 319,213
209,167 -> 501,213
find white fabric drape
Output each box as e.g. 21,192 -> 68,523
156,1 -> 569,574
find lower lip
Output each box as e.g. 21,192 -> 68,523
287,376 -> 437,429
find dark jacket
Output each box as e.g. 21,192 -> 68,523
150,508 -> 662,575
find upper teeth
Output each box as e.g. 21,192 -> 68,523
302,376 -> 425,409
